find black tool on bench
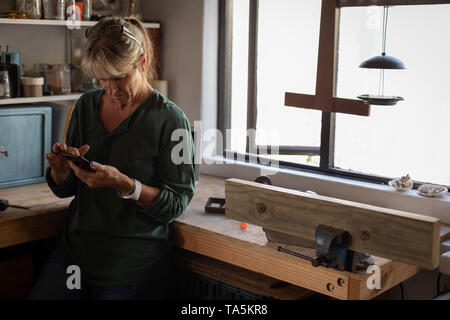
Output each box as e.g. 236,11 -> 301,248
0,199 -> 9,212
204,176 -> 272,214
204,197 -> 226,214
278,224 -> 373,272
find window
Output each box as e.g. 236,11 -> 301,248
335,5 -> 450,186
220,0 -> 450,187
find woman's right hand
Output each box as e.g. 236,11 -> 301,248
46,143 -> 90,186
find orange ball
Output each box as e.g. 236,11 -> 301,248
240,222 -> 248,230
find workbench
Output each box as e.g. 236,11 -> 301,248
1,174 -> 449,300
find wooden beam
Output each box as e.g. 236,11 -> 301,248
338,0 -> 450,7
285,92 -> 316,110
0,208 -> 66,248
171,222 -> 351,299
284,0 -> 371,116
334,96 -> 371,116
314,0 -> 339,110
224,178 -> 440,270
285,92 -> 371,116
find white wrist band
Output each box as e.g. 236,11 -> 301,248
131,179 -> 142,201
117,179 -> 142,201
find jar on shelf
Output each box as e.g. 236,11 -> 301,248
30,64 -> 52,95
43,0 -> 58,20
56,0 -> 66,20
48,64 -> 71,94
21,77 -> 44,97
16,0 -> 42,19
0,68 -> 11,99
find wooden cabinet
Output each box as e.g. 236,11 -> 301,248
0,107 -> 52,188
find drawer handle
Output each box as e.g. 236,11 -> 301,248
0,147 -> 8,157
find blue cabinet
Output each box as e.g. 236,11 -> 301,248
0,106 -> 52,188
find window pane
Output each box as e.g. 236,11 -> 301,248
229,0 -> 250,154
256,0 -> 322,166
335,5 -> 450,185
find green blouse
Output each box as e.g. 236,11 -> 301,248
46,89 -> 196,286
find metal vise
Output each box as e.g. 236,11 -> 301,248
312,224 -> 373,272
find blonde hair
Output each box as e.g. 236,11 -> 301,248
81,16 -> 156,82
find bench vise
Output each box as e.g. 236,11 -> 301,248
312,224 -> 373,272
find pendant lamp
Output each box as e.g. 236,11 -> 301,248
357,6 -> 405,106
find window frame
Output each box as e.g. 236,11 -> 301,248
218,0 -> 450,189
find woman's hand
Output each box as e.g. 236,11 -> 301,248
68,160 -> 134,193
46,143 -> 90,186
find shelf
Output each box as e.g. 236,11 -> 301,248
0,18 -> 160,28
0,93 -> 82,105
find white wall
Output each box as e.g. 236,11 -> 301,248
142,0 -> 208,126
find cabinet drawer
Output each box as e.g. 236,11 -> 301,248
0,107 -> 52,188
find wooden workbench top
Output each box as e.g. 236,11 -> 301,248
1,174 -> 449,300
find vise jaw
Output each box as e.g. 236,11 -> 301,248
312,224 -> 372,272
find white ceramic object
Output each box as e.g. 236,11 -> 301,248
388,179 -> 413,191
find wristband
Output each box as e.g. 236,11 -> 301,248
117,179 -> 142,201
131,179 -> 142,201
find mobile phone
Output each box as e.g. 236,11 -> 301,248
63,154 -> 95,172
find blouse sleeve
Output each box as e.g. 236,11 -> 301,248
138,113 -> 196,224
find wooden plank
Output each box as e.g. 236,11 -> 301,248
338,0 -> 450,7
333,97 -> 371,116
224,178 -> 440,270
347,258 -> 421,300
0,208 -> 66,248
284,92 -> 317,110
172,249 -> 314,300
314,0 -> 338,110
285,93 -> 370,116
284,0 -> 371,116
0,182 -> 73,209
171,222 -> 350,299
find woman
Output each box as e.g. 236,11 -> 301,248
28,17 -> 196,300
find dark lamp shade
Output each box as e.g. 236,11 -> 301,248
359,54 -> 406,69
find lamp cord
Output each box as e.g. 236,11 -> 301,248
378,6 -> 389,97
382,6 -> 389,55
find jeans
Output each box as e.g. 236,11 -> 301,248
28,249 -> 169,300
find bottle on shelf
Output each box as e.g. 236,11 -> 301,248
4,55 -> 20,98
0,66 -> 11,99
83,0 -> 92,21
56,0 -> 66,20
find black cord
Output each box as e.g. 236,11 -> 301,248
433,272 -> 450,299
399,282 -> 405,300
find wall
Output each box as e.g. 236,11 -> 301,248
1,25 -> 68,68
142,0 -> 207,126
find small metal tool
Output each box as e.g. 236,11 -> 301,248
277,225 -> 373,272
0,199 -> 8,212
277,246 -> 326,266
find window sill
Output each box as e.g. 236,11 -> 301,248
200,155 -> 450,224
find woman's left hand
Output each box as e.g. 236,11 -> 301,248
68,160 -> 134,192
